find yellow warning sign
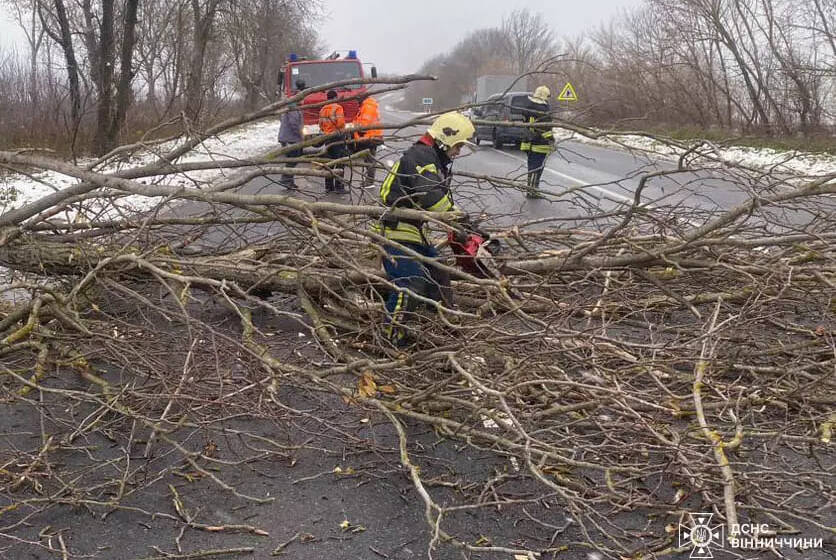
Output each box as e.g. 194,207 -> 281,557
557,82 -> 577,102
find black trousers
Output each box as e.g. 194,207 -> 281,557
279,141 -> 303,187
527,150 -> 547,191
325,142 -> 349,191
353,138 -> 382,186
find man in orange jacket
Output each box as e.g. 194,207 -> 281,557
352,94 -> 383,186
319,90 -> 348,193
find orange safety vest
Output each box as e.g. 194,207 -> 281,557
319,102 -> 345,135
353,97 -> 383,141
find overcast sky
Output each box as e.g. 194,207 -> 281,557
1,1 -> 643,72
0,7 -> 25,49
319,0 -> 643,73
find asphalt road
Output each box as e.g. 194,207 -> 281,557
377,93 -> 828,233
168,91 -> 828,254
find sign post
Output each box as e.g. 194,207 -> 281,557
422,97 -> 433,113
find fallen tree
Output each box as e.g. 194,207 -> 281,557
0,76 -> 833,559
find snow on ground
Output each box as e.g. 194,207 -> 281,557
553,127 -> 836,178
0,117 -> 282,219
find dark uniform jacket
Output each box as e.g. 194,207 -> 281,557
375,134 -> 456,245
519,96 -> 554,153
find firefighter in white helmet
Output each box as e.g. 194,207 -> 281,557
374,111 -> 475,347
519,85 -> 555,198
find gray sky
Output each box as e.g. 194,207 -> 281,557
319,0 -> 643,74
0,8 -> 26,50
1,1 -> 642,71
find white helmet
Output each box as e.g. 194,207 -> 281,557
531,85 -> 551,102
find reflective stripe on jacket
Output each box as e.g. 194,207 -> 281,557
519,96 -> 554,153
375,135 -> 456,245
353,98 -> 383,141
319,103 -> 345,135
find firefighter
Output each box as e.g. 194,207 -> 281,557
319,89 -> 348,193
352,94 -> 383,186
519,85 -> 555,198
374,111 -> 475,347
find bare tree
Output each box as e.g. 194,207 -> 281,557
811,0 -> 836,59
5,1 -> 46,111
72,0 -> 140,153
134,0 -> 181,111
38,0 -> 82,136
223,0 -> 321,110
583,0 -> 834,135
184,0 -> 225,123
403,27 -> 516,109
501,8 -> 558,73
109,0 -> 139,146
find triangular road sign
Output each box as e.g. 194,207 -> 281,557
558,82 -> 577,101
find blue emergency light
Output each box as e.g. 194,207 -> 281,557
289,53 -> 298,62
347,50 -> 357,59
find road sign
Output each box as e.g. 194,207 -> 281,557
557,82 -> 577,102
422,97 -> 433,105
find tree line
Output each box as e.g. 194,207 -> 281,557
405,1 -> 836,137
0,0 -> 321,155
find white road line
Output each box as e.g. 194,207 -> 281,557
491,149 -> 634,204
491,148 -> 702,228
382,109 -> 703,226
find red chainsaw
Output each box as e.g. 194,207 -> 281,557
447,219 -> 501,278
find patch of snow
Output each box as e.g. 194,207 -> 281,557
553,127 -> 836,179
1,117 -> 282,220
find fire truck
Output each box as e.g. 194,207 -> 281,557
278,50 -> 377,137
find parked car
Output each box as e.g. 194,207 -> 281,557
472,91 -> 532,149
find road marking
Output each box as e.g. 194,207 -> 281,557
491,149 -> 634,204
490,149 -> 703,228
381,106 -> 703,225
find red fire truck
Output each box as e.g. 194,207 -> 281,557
278,50 -> 377,137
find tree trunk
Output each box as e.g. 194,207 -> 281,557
0,236 -> 345,295
23,3 -> 46,112
92,0 -> 116,154
812,0 -> 836,60
45,0 -> 82,134
704,0 -> 772,132
185,0 -> 223,124
107,0 -> 140,147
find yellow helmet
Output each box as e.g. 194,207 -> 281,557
427,112 -> 476,150
532,85 -> 551,102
